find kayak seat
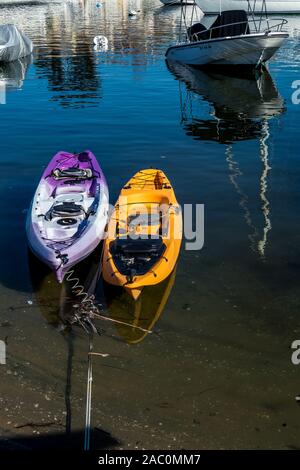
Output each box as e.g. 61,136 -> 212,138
46,202 -> 85,220
52,167 -> 93,180
110,237 -> 166,276
113,237 -> 164,255
188,23 -> 210,42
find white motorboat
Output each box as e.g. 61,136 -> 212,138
166,0 -> 289,66
160,0 -> 194,5
197,0 -> 300,14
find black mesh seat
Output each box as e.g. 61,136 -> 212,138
112,237 -> 164,255
51,202 -> 85,218
111,237 -> 166,277
210,10 -> 250,39
52,167 -> 93,180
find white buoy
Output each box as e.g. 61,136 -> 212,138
93,35 -> 108,51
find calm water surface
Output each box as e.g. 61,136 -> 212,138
0,0 -> 300,450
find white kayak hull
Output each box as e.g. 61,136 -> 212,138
196,0 -> 300,14
166,32 -> 288,66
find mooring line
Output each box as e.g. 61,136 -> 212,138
84,334 -> 93,451
91,312 -> 152,334
63,266 -> 152,451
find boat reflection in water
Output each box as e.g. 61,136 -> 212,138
0,55 -> 32,94
167,61 -> 285,259
167,61 -> 285,142
104,267 -> 177,344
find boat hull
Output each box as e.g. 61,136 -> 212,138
166,32 -> 288,66
102,169 -> 182,299
196,0 -> 300,14
160,0 -> 194,4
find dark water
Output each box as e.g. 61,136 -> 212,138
0,0 -> 300,450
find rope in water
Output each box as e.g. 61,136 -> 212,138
64,261 -> 153,451
84,334 -> 93,451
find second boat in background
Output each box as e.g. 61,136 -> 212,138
197,0 -> 300,14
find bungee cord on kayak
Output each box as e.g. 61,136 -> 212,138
65,268 -> 153,334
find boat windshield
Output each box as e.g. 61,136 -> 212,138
188,10 -> 250,42
179,0 -> 287,43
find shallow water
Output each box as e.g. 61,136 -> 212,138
0,0 -> 300,450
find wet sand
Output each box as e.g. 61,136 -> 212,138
1,257 -> 300,451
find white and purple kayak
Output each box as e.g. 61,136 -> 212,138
26,150 -> 109,283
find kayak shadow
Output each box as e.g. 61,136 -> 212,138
28,244 -> 104,328
103,267 -> 177,344
27,245 -> 112,447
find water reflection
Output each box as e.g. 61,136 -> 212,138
168,62 -> 285,259
28,244 -> 176,344
0,0 -> 198,108
224,126 -> 272,259
10,0 -> 175,107
28,247 -> 104,436
104,267 -> 177,344
167,62 -> 285,143
35,50 -> 102,109
0,55 -> 32,91
28,246 -> 102,328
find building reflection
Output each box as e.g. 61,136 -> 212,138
34,41 -> 101,109
30,0 -> 175,107
0,0 -> 187,107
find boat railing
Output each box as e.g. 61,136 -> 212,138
185,17 -> 288,43
249,16 -> 288,33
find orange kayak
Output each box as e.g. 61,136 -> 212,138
102,169 -> 182,299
